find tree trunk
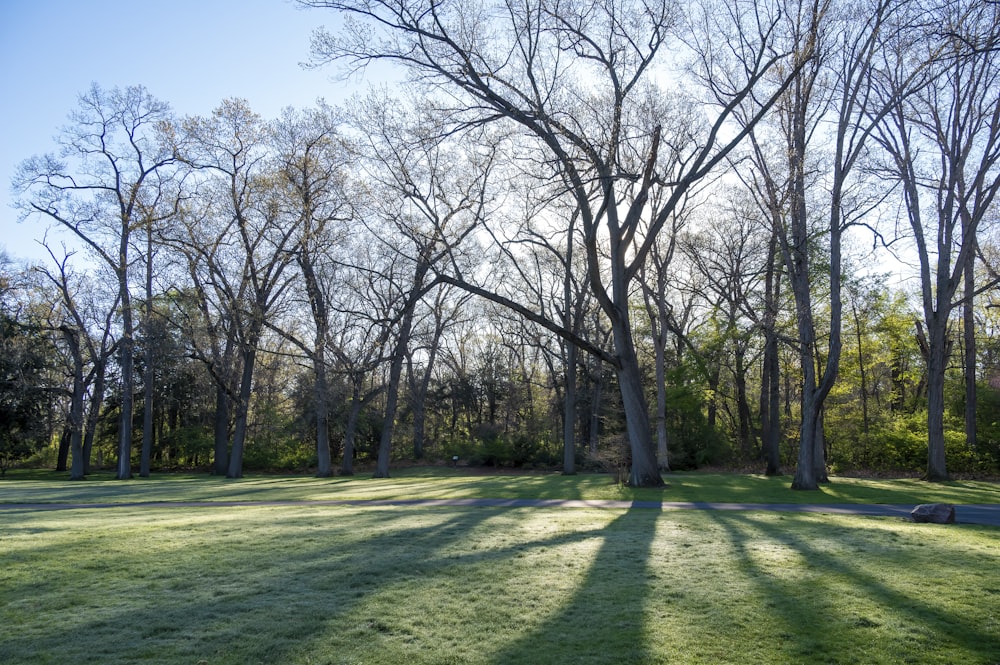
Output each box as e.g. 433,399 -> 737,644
212,386 -> 230,475
734,342 -> 753,460
610,313 -> 662,487
791,387 -> 819,490
375,262 -> 427,478
116,290 -> 134,480
375,316 -> 411,478
964,250 -> 976,452
562,342 -> 578,475
314,352 -> 333,477
227,345 -> 257,479
924,319 -> 950,481
342,380 -> 363,476
65,329 -> 86,480
761,229 -> 782,476
813,406 -> 828,483
56,428 -> 70,473
588,355 -> 603,456
82,361 -> 106,475
140,230 -> 155,478
410,321 -> 442,461
762,328 -> 782,476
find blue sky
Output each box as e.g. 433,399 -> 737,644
0,0 -> 359,263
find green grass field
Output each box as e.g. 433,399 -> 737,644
1,471 -> 998,664
3,467 -> 999,505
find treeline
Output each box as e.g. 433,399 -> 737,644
3,0 -> 999,485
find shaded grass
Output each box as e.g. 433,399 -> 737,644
1,467 -> 998,506
0,503 -> 997,664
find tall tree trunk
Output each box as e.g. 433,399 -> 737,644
309,266 -> 333,478
56,428 -> 70,473
63,328 -> 86,480
734,342 -> 753,460
116,281 -> 134,480
588,355 -> 603,456
342,379 -> 363,476
410,320 -> 442,461
761,228 -> 782,476
923,319 -> 950,481
314,350 -> 333,477
299,253 -> 334,477
654,348 -> 669,471
813,406 -> 828,483
82,359 -> 107,475
375,332 -> 408,478
227,344 -> 258,479
212,385 -> 231,475
964,250 -> 977,452
140,230 -> 155,478
562,342 -> 578,475
609,308 -> 661,487
853,299 -> 871,440
762,329 -> 782,476
375,262 -> 428,478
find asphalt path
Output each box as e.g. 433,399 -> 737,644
1,498 -> 998,525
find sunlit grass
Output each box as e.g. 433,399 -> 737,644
1,467 -> 998,506
1,503 -> 997,664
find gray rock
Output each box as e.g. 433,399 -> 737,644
910,503 -> 956,524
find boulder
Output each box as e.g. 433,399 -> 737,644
910,503 -> 956,524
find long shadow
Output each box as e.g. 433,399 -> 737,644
2,503 -> 631,664
704,510 -> 1000,663
487,503 -> 663,665
0,504 -> 510,664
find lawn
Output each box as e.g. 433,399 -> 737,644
2,467 -> 999,505
1,471 -> 998,664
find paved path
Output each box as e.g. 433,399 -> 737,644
1,498 -> 998,525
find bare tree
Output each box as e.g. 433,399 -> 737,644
732,0 -> 927,488
872,0 -> 1000,480
347,92 -> 490,477
175,99 -> 302,478
301,0 -> 809,486
34,246 -> 121,479
272,103 -> 352,477
15,84 -> 178,479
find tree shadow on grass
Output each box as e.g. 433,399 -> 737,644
703,510 -> 1000,664
2,504 -> 643,665
0,505 -> 512,665
486,503 -> 663,665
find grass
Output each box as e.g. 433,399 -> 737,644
1,470 -> 998,664
1,466 -> 999,506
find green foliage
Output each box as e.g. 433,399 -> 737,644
662,376 -> 729,470
0,315 -> 52,476
159,426 -> 214,468
441,425 -> 559,468
975,382 -> 1000,469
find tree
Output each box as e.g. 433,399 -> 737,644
0,256 -> 52,477
34,246 -> 122,479
871,0 -> 1000,480
732,0 -> 925,488
177,99 -> 302,478
303,0 -> 810,486
15,84 -> 179,479
272,103 -> 352,477
347,92 -> 490,477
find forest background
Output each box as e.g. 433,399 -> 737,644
2,0 -> 999,488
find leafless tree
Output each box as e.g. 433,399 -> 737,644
871,0 -> 1000,480
301,0 -> 809,486
15,84 -> 179,479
